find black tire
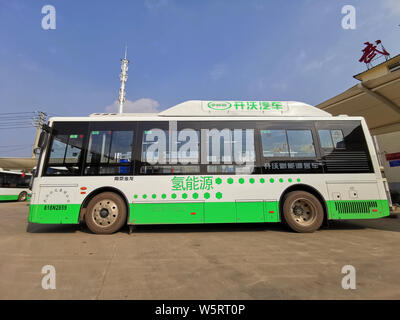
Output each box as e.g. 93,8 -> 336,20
282,191 -> 324,233
85,192 -> 127,234
18,191 -> 27,202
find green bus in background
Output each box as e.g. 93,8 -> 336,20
0,169 -> 31,201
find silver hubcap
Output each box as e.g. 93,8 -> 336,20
92,199 -> 119,228
290,198 -> 316,226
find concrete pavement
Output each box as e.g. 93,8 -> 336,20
0,201 -> 399,299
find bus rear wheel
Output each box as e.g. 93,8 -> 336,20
282,191 -> 324,233
85,192 -> 127,234
18,191 -> 27,202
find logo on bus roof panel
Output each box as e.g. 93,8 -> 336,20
207,102 -> 232,110
207,101 -> 286,112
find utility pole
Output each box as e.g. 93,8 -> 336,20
118,46 -> 129,113
32,111 -> 46,158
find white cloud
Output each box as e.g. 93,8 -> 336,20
298,53 -> 337,73
252,0 -> 265,10
144,0 -> 168,10
105,98 -> 160,113
383,0 -> 400,16
209,63 -> 227,81
257,77 -> 288,93
271,82 -> 288,91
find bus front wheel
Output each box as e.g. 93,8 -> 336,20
18,191 -> 27,202
85,192 -> 127,234
282,191 -> 324,233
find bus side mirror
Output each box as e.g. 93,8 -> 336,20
38,131 -> 48,149
29,168 -> 36,190
34,147 -> 41,155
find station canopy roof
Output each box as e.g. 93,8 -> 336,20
316,70 -> 400,136
0,158 -> 37,171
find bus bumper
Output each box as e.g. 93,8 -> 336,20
28,203 -> 80,224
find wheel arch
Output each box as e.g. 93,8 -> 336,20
279,183 -> 329,225
18,190 -> 28,201
79,186 -> 130,222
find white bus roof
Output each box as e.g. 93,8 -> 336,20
90,100 -> 332,118
0,168 -> 31,175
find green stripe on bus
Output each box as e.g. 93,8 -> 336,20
327,199 -> 389,220
0,195 -> 19,201
28,199 -> 389,226
29,204 -> 81,224
129,201 -> 280,224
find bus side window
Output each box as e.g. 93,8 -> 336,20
331,130 -> 345,149
318,130 -> 333,149
318,129 -> 346,150
6,174 -> 17,188
287,130 -> 316,158
260,129 -> 316,158
177,129 -> 200,165
109,131 -> 133,164
260,130 -> 289,157
206,128 -> 255,174
48,135 -> 69,164
85,130 -> 133,175
139,127 -> 201,175
46,134 -> 84,175
48,135 -> 84,165
43,122 -> 88,176
141,129 -> 169,166
86,131 -> 112,164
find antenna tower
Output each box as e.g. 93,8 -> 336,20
118,46 -> 129,113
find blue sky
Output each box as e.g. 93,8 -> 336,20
1,0 -> 400,157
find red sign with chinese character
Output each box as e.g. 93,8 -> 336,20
359,40 -> 390,64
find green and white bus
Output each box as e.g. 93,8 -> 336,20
28,100 -> 390,234
0,169 -> 31,201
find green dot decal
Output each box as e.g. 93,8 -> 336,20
249,178 -> 255,184
279,178 -> 284,183
193,193 -> 199,199
142,194 -> 147,199
297,178 -> 301,182
216,192 -> 223,199
134,194 -> 138,199
182,193 -> 188,199
162,194 -> 167,199
288,178 -> 293,183
215,178 -> 222,184
204,192 -> 210,199
172,193 -> 177,199
152,194 -> 156,199
227,178 -> 234,184
239,178 -> 245,184
260,178 -> 265,184
270,178 -> 275,183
